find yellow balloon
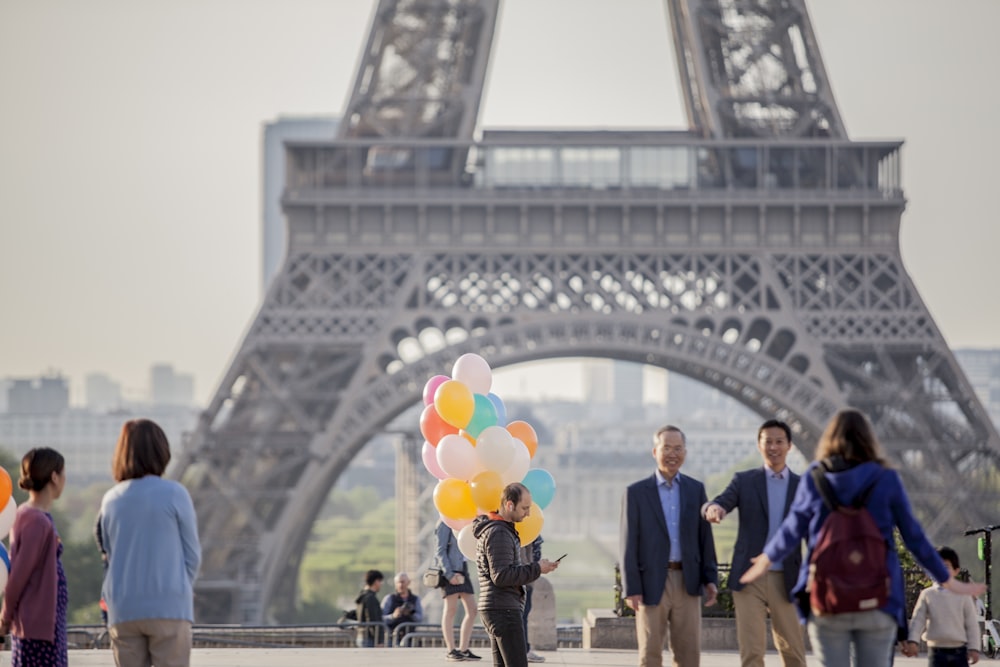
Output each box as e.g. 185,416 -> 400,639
433,478 -> 477,520
434,380 -> 475,429
470,470 -> 503,512
517,502 -> 544,546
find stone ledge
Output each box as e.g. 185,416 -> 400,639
583,609 -> 796,651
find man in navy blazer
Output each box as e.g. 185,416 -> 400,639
620,425 -> 718,667
703,420 -> 805,667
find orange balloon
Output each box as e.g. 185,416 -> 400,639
420,404 -> 459,446
0,468 -> 10,508
433,478 -> 477,520
517,502 -> 544,546
507,421 -> 538,458
470,470 -> 503,512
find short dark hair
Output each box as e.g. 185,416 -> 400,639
18,447 -> 65,492
937,546 -> 960,570
365,569 -> 384,586
758,420 -> 792,442
112,419 -> 172,482
501,482 -> 529,508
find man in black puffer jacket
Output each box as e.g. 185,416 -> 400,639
473,483 -> 559,667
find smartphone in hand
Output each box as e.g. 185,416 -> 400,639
555,553 -> 567,562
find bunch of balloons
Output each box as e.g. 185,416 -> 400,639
0,468 -> 15,589
420,353 -> 557,559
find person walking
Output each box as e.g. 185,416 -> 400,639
0,447 -> 68,667
741,409 -> 986,666
436,520 -> 480,661
99,419 -> 201,667
521,535 -> 545,663
703,419 -> 806,667
621,425 -> 718,667
473,483 -> 559,667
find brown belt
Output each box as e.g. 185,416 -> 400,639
667,561 -> 683,570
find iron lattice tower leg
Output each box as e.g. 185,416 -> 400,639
171,0 -> 1000,623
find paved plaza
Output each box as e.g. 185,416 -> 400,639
60,647 -> 928,666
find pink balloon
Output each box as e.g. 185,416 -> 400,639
423,375 -> 450,406
440,514 -> 471,532
422,441 -> 448,480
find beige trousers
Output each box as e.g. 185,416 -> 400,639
109,618 -> 193,667
732,571 -> 806,667
635,569 -> 703,667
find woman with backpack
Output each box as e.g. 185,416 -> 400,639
741,408 -> 985,666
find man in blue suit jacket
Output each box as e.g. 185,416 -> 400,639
703,420 -> 805,667
620,425 -> 718,667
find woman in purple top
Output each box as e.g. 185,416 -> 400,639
741,409 -> 985,666
0,448 -> 68,667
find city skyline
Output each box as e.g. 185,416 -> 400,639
1,1 -> 998,405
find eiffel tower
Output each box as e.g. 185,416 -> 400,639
172,0 -> 1000,623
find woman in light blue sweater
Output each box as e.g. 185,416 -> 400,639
99,419 -> 201,667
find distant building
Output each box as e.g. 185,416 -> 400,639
85,372 -> 122,413
954,348 -> 1000,428
0,406 -> 198,485
150,364 -> 195,407
6,375 -> 69,415
262,116 -> 338,291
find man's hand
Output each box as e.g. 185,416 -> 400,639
704,503 -> 727,524
703,583 -> 718,607
969,648 -> 980,664
539,558 -> 559,574
625,595 -> 642,611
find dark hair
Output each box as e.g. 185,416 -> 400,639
937,546 -> 960,570
814,409 -> 887,466
18,448 -> 65,492
365,569 -> 384,586
501,482 -> 529,508
653,425 -> 686,445
758,419 -> 792,443
112,419 -> 172,482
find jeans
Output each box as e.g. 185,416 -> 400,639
522,585 -> 534,651
807,609 -> 897,667
929,646 -> 969,667
481,608 -> 527,667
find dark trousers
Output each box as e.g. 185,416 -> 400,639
522,586 -> 534,651
481,608 -> 527,667
928,646 -> 968,667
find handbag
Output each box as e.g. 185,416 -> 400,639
423,567 -> 445,589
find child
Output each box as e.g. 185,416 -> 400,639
904,546 -> 980,665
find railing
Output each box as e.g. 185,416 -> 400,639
285,133 -> 903,198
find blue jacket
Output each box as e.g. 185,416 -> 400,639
435,521 -> 466,579
763,460 -> 948,629
620,472 -> 718,604
99,476 -> 201,625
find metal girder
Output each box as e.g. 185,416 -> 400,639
664,0 -> 847,138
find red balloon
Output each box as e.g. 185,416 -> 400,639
420,404 -> 459,446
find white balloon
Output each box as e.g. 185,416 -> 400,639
457,523 -> 478,561
436,434 -> 479,481
0,498 -> 17,539
501,438 -> 531,485
452,354 -> 492,395
476,425 -> 515,473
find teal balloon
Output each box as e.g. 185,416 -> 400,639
523,468 -> 556,510
487,392 -> 507,426
465,394 -> 499,438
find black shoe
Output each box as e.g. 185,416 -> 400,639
462,649 -> 482,660
446,649 -> 467,661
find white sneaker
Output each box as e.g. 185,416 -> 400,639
526,650 -> 545,662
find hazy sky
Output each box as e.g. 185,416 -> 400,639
1,1 -> 998,405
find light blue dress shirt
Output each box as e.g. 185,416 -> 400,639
655,469 -> 682,562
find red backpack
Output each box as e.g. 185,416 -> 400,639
807,463 -> 890,616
